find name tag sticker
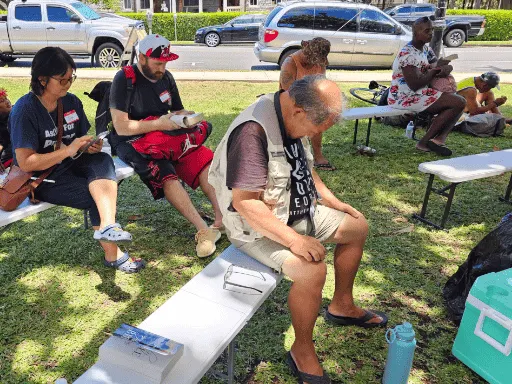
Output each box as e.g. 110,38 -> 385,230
64,110 -> 79,124
160,91 -> 171,103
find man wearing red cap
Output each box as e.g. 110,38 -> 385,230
110,34 -> 223,258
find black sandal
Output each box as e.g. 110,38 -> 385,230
325,308 -> 388,329
286,352 -> 331,384
104,253 -> 146,274
426,141 -> 452,156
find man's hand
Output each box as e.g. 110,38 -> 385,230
157,114 -> 180,131
289,234 -> 326,262
174,109 -> 195,115
86,139 -> 103,154
334,202 -> 361,219
495,96 -> 507,107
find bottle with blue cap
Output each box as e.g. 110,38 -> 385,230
383,322 -> 417,384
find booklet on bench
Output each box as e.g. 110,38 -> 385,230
100,324 -> 184,383
169,112 -> 204,128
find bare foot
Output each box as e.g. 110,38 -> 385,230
430,138 -> 445,146
327,304 -> 384,325
290,343 -> 324,377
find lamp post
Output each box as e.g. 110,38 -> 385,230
430,0 -> 447,58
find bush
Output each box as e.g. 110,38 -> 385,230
447,9 -> 512,41
118,12 -> 255,41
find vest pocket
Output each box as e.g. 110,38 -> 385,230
264,160 -> 291,218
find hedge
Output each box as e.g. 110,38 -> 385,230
447,9 -> 512,41
118,12 -> 255,41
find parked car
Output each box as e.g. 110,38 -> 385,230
384,4 -> 485,47
195,14 -> 267,47
0,0 -> 144,67
254,1 -> 411,68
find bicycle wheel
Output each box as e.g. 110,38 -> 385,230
349,88 -> 380,105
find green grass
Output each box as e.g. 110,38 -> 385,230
1,79 -> 511,384
466,40 -> 512,46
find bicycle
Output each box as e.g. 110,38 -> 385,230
349,80 -> 389,105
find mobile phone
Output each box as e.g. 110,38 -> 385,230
80,131 -> 109,153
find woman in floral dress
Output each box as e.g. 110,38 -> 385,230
388,17 -> 466,156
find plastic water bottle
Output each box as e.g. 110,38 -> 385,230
382,322 -> 417,384
405,121 -> 414,139
55,379 -> 68,384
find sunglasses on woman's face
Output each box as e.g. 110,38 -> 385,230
51,74 -> 77,86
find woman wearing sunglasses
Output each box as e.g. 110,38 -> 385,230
8,47 -> 145,274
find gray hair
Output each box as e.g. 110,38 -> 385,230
288,74 -> 340,125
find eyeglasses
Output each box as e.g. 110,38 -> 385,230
51,74 -> 77,86
223,264 -> 266,295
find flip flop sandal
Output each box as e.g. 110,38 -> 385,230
286,352 -> 332,384
324,308 -> 388,329
426,141 -> 452,157
314,162 -> 336,171
104,253 -> 145,274
94,223 -> 132,244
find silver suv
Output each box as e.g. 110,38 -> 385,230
254,1 -> 412,68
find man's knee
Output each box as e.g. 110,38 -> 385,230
284,258 -> 327,288
333,213 -> 368,244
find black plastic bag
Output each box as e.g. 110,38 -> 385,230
443,214 -> 512,323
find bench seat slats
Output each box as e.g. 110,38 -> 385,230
418,149 -> 512,183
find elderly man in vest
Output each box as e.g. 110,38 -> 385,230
209,75 -> 388,383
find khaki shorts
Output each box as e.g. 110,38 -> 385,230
230,205 -> 346,273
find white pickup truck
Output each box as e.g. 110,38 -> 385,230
0,0 -> 143,67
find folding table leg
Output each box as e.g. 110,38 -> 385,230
227,339 -> 235,384
440,183 -> 457,229
499,174 -> 512,204
353,119 -> 359,145
365,118 -> 373,147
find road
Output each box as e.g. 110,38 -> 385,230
5,45 -> 512,73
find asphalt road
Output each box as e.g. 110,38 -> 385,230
5,45 -> 511,73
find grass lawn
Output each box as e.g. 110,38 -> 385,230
1,79 -> 511,384
466,40 -> 512,46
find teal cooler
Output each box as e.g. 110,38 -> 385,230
452,268 -> 512,383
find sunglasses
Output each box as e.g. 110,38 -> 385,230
417,15 -> 436,23
51,73 -> 77,86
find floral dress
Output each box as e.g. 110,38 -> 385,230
388,43 -> 441,112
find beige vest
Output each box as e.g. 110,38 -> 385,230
209,93 -> 314,243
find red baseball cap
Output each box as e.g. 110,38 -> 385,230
139,34 -> 179,62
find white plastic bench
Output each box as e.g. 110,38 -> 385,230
413,149 -> 512,229
343,105 -> 407,147
74,245 -> 283,384
0,153 -> 134,228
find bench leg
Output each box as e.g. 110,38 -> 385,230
413,174 -> 434,220
499,174 -> 512,204
227,339 -> 235,384
365,118 -> 372,147
352,119 -> 359,145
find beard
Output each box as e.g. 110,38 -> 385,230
141,62 -> 164,81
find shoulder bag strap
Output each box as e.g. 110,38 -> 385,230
29,99 -> 64,192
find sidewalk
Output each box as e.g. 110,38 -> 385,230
1,67 -> 512,83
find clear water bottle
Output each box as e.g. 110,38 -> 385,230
55,379 -> 68,384
405,121 -> 414,139
382,322 -> 417,384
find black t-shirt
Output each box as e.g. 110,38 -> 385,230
9,92 -> 90,168
0,113 -> 12,164
109,65 -> 185,147
226,92 -> 315,224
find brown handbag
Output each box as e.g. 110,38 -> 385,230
0,99 -> 64,212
